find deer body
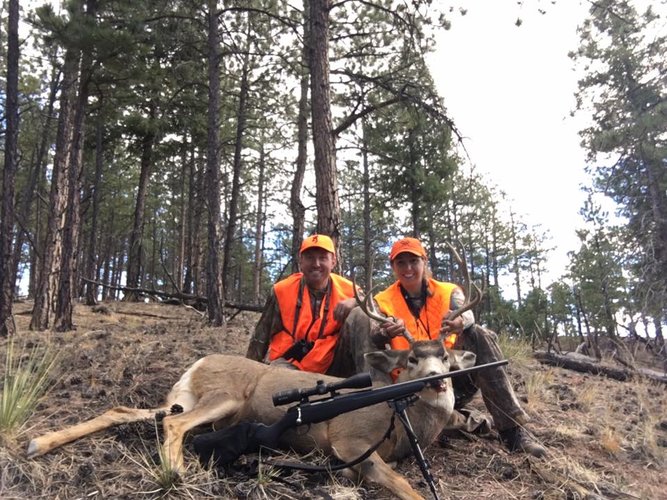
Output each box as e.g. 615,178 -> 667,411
28,341 -> 474,500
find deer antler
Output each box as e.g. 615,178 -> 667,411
444,240 -> 484,322
352,267 -> 415,343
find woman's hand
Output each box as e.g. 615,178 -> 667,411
380,317 -> 407,339
440,316 -> 464,335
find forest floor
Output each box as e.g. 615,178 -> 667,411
0,300 -> 665,500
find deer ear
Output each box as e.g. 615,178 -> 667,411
449,349 -> 476,371
364,350 -> 408,373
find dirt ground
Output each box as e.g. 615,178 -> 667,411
1,300 -> 665,500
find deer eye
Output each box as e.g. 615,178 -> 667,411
408,356 -> 418,365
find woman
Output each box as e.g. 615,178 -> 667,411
371,237 -> 546,458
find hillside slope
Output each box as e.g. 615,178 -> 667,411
1,301 -> 665,499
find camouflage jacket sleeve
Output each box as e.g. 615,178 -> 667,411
451,287 -> 475,330
245,290 -> 284,362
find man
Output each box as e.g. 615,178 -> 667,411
246,234 -> 358,374
367,237 -> 547,458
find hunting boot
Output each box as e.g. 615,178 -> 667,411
499,426 -> 547,458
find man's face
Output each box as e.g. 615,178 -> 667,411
299,248 -> 336,289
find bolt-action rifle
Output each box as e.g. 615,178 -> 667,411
193,359 -> 508,498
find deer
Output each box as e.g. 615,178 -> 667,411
27,271 -> 481,500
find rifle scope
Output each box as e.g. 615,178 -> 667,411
272,372 -> 373,407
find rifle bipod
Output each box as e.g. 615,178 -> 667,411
262,394 -> 440,499
389,395 -> 440,500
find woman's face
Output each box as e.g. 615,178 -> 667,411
391,252 -> 425,294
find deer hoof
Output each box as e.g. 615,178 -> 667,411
26,439 -> 41,458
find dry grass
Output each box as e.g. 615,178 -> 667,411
496,333 -> 532,363
523,368 -> 555,410
1,300 -> 665,499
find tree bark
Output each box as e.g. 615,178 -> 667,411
176,138 -> 188,294
84,119 -> 104,305
309,0 -> 341,254
124,102 -> 156,301
509,209 -> 522,308
12,61 -> 60,303
53,4 -> 95,331
0,0 -> 20,336
30,44 -> 80,331
222,23 -> 250,295
361,120 -> 372,292
183,143 -> 202,295
252,144 -> 266,303
290,0 -> 310,271
205,0 -> 224,325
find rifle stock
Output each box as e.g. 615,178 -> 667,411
192,359 -> 508,467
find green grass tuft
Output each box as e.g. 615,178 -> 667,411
0,337 -> 60,440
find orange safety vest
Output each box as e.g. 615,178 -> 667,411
269,273 -> 355,373
374,279 -> 461,351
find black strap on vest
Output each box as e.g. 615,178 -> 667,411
400,281 -> 432,339
290,278 -> 306,339
290,277 -> 332,341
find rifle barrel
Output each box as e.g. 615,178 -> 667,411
290,359 -> 508,426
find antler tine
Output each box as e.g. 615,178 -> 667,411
444,240 -> 484,322
352,267 -> 414,343
445,240 -> 471,300
446,282 -> 483,321
352,268 -> 386,323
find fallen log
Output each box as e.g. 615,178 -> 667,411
533,351 -> 667,384
82,279 -> 265,313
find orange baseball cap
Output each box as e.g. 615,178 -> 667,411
389,237 -> 426,261
300,234 -> 335,254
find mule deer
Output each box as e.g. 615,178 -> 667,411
28,340 -> 474,500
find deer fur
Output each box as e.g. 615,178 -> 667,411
27,340 -> 474,500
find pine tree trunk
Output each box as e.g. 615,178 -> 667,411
0,0 -> 20,336
642,148 -> 667,292
491,206 -> 500,289
361,122 -> 372,292
84,119 -> 104,305
205,0 -> 224,325
176,139 -> 188,293
31,46 -> 80,331
290,0 -> 310,271
310,0 -> 341,253
183,143 -> 201,295
125,103 -> 156,301
253,144 -> 266,303
509,209 -> 522,308
222,31 -> 250,296
53,21 -> 94,331
12,63 -> 59,302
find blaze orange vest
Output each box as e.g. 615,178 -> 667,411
374,279 -> 460,350
269,273 -> 355,373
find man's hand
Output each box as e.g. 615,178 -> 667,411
333,297 -> 358,322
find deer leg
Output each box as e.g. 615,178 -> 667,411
27,405 -> 169,458
334,446 -> 425,500
161,396 -> 243,473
